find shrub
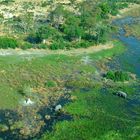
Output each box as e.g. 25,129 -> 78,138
106,71 -> 115,80
49,41 -> 65,50
99,2 -> 110,18
72,41 -> 92,49
45,81 -> 57,88
111,9 -> 119,16
118,3 -> 128,9
20,42 -> 33,50
105,70 -> 129,82
49,42 -> 61,50
0,37 -> 18,49
41,1 -> 48,7
37,44 -> 48,49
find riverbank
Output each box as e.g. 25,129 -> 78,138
111,3 -> 140,19
121,4 -> 140,17
124,23 -> 140,39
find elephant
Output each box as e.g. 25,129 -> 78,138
115,91 -> 127,99
55,104 -> 62,112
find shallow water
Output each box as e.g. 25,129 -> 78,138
109,17 -> 140,77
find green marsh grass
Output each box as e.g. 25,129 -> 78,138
0,40 -> 134,140
41,86 -> 139,140
41,41 -> 140,140
0,40 -> 125,109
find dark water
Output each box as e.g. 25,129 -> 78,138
0,94 -> 72,140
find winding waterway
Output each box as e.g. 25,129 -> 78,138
109,16 -> 140,122
110,17 -> 140,77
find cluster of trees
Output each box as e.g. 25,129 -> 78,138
105,70 -> 129,82
0,37 -> 18,49
0,0 -> 133,49
26,0 -> 127,50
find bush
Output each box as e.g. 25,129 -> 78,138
118,3 -> 128,9
20,42 -> 33,50
49,40 -> 66,50
105,70 -> 129,82
37,44 -> 48,49
0,37 -> 18,49
45,81 -> 57,88
49,42 -> 64,50
72,41 -> 92,49
111,9 -> 119,16
41,1 -> 48,7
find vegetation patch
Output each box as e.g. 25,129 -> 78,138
125,23 -> 140,38
0,37 -> 18,49
105,70 -> 130,82
0,0 -> 133,50
122,5 -> 140,17
41,84 -> 140,140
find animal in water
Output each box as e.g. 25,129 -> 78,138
115,91 -> 127,99
55,104 -> 62,112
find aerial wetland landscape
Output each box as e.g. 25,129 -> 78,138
0,0 -> 140,140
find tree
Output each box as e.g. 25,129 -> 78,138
94,21 -> 110,44
99,2 -> 111,18
0,37 -> 18,49
63,16 -> 84,41
48,5 -> 66,29
79,0 -> 101,37
14,12 -> 35,34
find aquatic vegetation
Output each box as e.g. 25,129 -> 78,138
125,23 -> 140,39
105,70 -> 129,82
41,85 -> 140,140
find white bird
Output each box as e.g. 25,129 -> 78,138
23,98 -> 34,106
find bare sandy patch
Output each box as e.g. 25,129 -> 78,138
111,3 -> 140,20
